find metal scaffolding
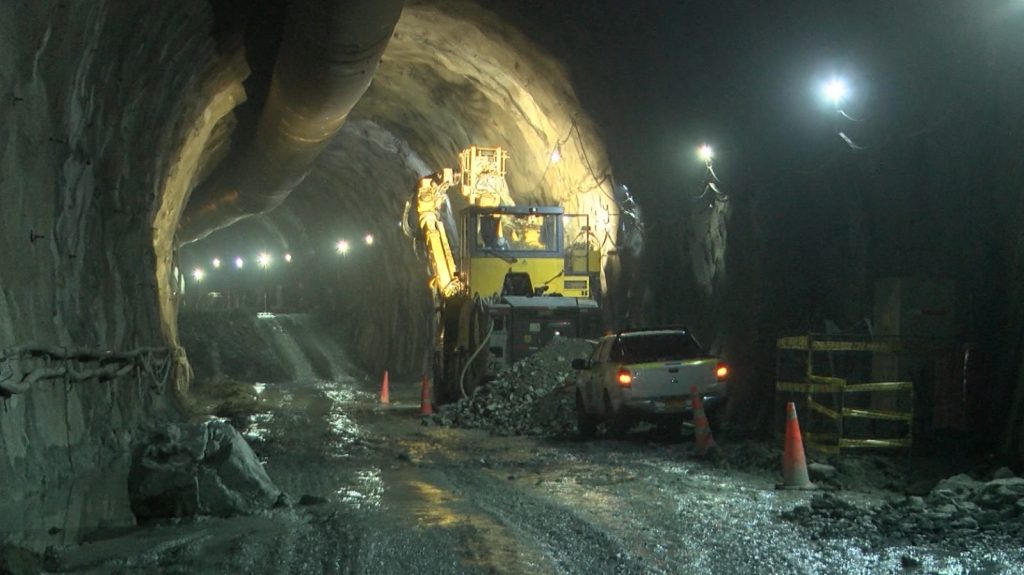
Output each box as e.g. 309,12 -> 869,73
775,334 -> 921,455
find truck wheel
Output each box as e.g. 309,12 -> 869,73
707,407 -> 724,434
604,393 -> 632,438
576,393 -> 597,439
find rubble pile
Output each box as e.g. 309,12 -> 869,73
782,469 -> 1024,546
431,337 -> 594,436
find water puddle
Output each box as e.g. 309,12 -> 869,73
379,468 -> 558,574
241,411 -> 274,442
335,467 -> 384,510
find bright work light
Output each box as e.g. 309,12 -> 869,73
823,77 -> 849,107
698,144 -> 714,163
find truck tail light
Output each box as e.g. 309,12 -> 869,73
716,363 -> 729,381
616,369 -> 633,387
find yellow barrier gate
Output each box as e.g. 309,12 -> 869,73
775,335 -> 916,455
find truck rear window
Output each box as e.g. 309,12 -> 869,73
610,333 -> 703,363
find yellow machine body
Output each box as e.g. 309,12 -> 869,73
459,205 -> 598,300
411,147 -> 603,403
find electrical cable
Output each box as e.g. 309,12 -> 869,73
838,131 -> 867,150
526,119 -> 577,198
838,108 -> 862,122
570,117 -> 618,203
0,346 -> 171,395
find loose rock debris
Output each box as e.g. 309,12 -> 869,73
430,337 -> 594,437
428,336 -> 1024,558
782,469 -> 1024,547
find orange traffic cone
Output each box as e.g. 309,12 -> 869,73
420,375 -> 433,416
690,385 -> 719,457
379,370 -> 390,405
779,402 -> 816,490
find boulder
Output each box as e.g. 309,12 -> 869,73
128,419 -> 284,520
930,473 -> 981,502
976,478 -> 1024,509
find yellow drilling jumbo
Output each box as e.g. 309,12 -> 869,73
408,146 -> 603,404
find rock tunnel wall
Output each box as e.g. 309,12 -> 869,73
0,0 -> 219,543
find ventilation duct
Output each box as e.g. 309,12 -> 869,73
178,0 -> 405,244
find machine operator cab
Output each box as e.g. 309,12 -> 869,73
460,206 -> 598,300
461,205 -> 603,370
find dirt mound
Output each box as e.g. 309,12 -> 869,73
430,337 -> 594,436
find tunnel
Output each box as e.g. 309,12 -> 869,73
2,1 -> 1024,572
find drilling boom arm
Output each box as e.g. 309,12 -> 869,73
416,170 -> 466,299
415,146 -> 513,299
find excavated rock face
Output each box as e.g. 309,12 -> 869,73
0,0 -> 220,544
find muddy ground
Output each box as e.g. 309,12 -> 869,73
27,312 -> 1024,574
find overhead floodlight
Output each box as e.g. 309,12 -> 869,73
364,234 -> 374,246
257,252 -> 272,268
698,144 -> 714,163
192,268 -> 205,282
234,257 -> 244,269
823,77 -> 849,107
336,239 -> 350,255
212,258 -> 221,269
284,253 -> 292,263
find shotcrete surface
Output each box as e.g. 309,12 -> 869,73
42,314 -> 1024,574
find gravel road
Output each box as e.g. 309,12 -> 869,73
43,314 -> 1024,575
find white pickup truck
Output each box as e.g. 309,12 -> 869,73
571,328 -> 728,437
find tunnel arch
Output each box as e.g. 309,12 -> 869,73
175,0 -> 623,379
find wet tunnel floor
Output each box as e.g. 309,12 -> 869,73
54,368 -> 1024,574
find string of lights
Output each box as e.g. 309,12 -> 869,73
187,233 -> 376,284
